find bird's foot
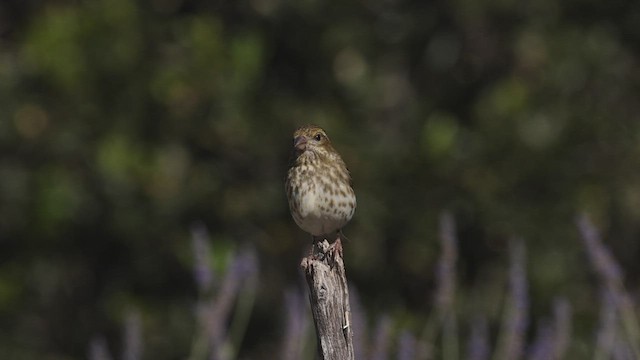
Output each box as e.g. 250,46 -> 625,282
309,235 -> 343,264
328,236 -> 343,261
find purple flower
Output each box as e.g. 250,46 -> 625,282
370,315 -> 392,360
122,309 -> 143,360
397,330 -> 416,360
191,222 -> 214,294
577,214 -> 640,358
552,297 -> 571,359
466,316 -> 490,360
496,238 -> 529,360
281,288 -> 308,360
435,212 -> 457,312
350,287 -> 367,360
576,214 -> 622,286
89,336 -> 113,360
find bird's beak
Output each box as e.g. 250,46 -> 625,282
294,136 -> 307,151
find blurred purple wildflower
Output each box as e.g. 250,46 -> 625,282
435,211 -> 457,312
191,222 -> 214,294
612,339 -> 634,360
527,298 -> 571,360
436,212 -> 459,359
350,286 -> 367,360
122,309 -> 143,360
207,248 -> 258,359
576,215 -> 622,287
397,330 -> 416,360
595,289 -> 618,360
89,336 -> 113,360
577,214 -> 640,357
528,321 -> 553,360
466,316 -> 490,360
496,238 -> 529,360
370,315 -> 392,360
190,245 -> 258,360
551,297 -> 571,359
281,288 -> 308,360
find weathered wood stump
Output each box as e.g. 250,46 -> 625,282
300,239 -> 355,360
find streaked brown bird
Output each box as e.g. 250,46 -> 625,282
285,125 -> 356,248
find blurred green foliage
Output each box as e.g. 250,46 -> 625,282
1,0 -> 640,358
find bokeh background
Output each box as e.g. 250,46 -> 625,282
2,0 -> 640,359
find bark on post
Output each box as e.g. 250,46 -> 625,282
300,240 -> 355,360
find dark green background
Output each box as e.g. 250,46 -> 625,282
1,0 -> 640,358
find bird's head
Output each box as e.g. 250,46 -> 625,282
291,125 -> 333,157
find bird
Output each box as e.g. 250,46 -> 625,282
285,125 -> 356,254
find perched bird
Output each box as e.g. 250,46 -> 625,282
285,125 -> 356,247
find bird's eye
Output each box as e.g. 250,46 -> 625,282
314,134 -> 322,141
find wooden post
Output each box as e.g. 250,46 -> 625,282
300,239 -> 355,360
